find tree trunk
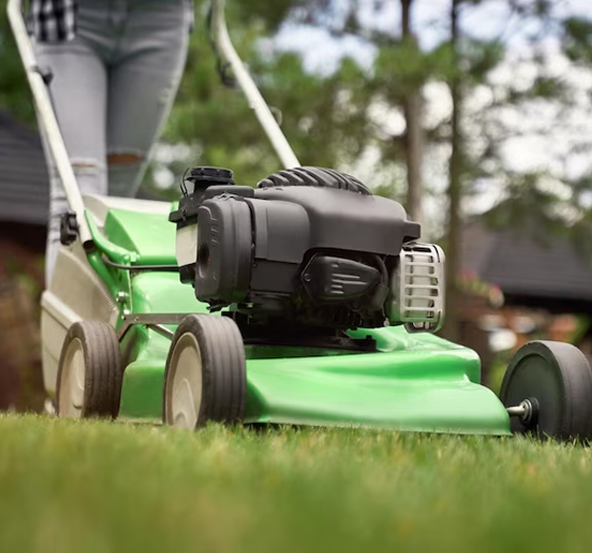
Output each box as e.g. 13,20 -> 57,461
400,0 -> 424,226
441,0 -> 463,342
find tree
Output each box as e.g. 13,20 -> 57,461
286,0 -> 434,213
151,0 -> 375,193
441,0 -> 463,342
0,0 -> 36,125
400,0 -> 424,225
465,1 -> 592,258
433,0 -> 591,340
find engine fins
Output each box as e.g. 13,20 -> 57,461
257,167 -> 372,196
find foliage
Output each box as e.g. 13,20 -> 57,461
0,0 -> 36,125
562,17 -> 592,64
157,0 -> 390,194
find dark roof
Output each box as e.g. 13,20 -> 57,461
0,110 -> 49,225
461,221 -> 592,311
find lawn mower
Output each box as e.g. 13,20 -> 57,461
8,0 -> 592,441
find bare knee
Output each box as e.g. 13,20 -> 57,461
71,157 -> 103,173
107,151 -> 144,166
107,150 -> 147,197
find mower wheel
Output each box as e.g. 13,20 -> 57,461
163,314 -> 246,430
500,340 -> 592,441
56,321 -> 122,419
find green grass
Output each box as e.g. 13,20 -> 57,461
1,415 -> 592,553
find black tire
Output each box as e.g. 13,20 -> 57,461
257,166 -> 372,195
56,321 -> 122,419
500,340 -> 592,441
162,314 -> 246,429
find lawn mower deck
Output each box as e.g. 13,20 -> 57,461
40,193 -> 510,435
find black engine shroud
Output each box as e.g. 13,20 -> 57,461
170,166 -> 421,331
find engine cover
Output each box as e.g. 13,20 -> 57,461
171,166 -> 444,333
194,196 -> 252,305
301,256 -> 381,302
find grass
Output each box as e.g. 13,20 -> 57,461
1,415 -> 592,553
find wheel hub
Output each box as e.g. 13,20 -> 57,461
166,332 -> 203,429
59,337 -> 85,418
506,397 -> 539,427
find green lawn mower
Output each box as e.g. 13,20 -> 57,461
9,0 -> 592,441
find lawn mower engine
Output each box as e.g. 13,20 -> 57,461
170,166 -> 445,345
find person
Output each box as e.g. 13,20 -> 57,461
28,0 -> 194,285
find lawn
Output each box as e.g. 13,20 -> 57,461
0,415 -> 591,553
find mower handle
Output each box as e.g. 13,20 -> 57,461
209,0 -> 301,169
7,0 -> 92,245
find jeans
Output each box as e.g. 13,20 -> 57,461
34,0 -> 192,285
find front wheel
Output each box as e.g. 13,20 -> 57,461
56,321 -> 122,419
500,340 -> 592,441
162,314 -> 246,430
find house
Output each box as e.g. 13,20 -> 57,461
461,219 -> 592,315
0,109 -> 48,411
0,110 -> 49,230
459,217 -> 592,385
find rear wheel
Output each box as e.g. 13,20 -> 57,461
56,321 -> 122,419
500,340 -> 592,441
163,314 -> 246,430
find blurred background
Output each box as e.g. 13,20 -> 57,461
1,0 -> 592,411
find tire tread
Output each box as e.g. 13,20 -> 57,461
163,314 -> 246,428
56,320 -> 122,419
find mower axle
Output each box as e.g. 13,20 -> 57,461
506,398 -> 538,425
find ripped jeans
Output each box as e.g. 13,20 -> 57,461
34,0 -> 192,285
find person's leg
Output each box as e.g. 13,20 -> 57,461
106,0 -> 191,197
34,38 -> 108,285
